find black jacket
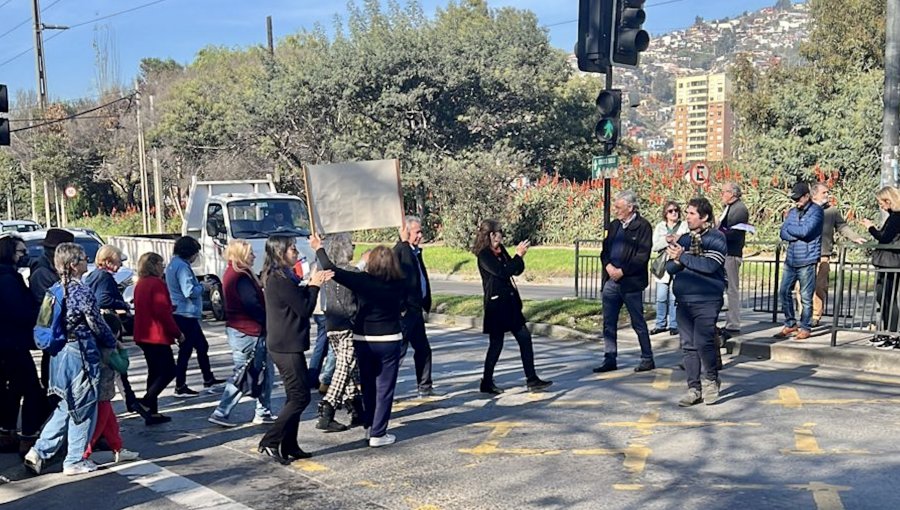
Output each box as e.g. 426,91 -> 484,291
28,251 -> 58,305
0,264 -> 38,351
84,269 -> 128,311
393,241 -> 432,313
323,264 -> 358,332
600,212 -> 653,294
718,198 -> 750,257
264,271 -> 320,353
317,248 -> 405,338
870,210 -> 900,268
477,246 -> 527,335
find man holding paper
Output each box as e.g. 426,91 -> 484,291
718,182 -> 750,335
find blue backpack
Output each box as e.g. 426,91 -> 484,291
34,282 -> 68,355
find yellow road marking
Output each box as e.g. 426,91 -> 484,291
592,371 -> 634,382
356,480 -> 380,488
781,423 -> 869,456
458,422 -> 563,456
612,483 -> 644,491
414,506 -> 441,510
764,387 -> 900,408
788,482 -> 850,510
292,460 -> 328,472
572,441 -> 651,474
651,369 -> 674,390
601,411 -> 759,435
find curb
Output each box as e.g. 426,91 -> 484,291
427,313 -> 900,376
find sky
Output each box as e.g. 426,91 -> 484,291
0,0 -> 793,103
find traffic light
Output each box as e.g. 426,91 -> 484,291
576,0 -> 614,73
611,0 -> 650,68
594,89 -> 621,155
0,84 -> 8,146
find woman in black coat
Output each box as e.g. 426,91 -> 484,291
473,220 -> 552,395
0,235 -> 42,450
862,185 -> 900,349
257,235 -> 332,464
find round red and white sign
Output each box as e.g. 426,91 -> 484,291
64,186 -> 77,198
689,163 -> 709,185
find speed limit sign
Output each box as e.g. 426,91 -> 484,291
64,186 -> 77,198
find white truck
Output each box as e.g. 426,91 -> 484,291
109,176 -> 316,320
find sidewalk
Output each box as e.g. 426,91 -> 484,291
426,309 -> 900,376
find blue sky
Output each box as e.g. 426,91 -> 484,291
0,0 -> 791,102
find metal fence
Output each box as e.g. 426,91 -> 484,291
575,239 -> 900,346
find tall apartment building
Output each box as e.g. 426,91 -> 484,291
672,73 -> 734,163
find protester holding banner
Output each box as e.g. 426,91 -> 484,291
312,234 -> 406,448
473,220 -> 552,395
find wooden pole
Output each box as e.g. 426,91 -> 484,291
302,164 -> 317,237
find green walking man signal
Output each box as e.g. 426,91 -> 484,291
595,89 -> 621,155
0,84 -> 9,146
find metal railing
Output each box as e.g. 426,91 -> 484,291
575,239 -> 900,346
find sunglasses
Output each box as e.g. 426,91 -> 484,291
666,209 -> 680,214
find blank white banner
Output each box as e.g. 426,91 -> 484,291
306,159 -> 404,234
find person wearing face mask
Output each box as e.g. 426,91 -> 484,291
666,197 -> 728,407
594,190 -> 656,374
861,186 -> 900,349
165,236 -> 224,397
774,182 -> 824,341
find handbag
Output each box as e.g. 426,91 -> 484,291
106,347 -> 130,375
234,337 -> 267,398
651,250 -> 668,279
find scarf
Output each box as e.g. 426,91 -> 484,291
689,223 -> 712,256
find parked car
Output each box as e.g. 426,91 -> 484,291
0,219 -> 43,233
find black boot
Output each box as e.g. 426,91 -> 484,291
316,401 -> 348,432
348,396 -> 364,428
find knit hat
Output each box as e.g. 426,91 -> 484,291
43,228 -> 74,249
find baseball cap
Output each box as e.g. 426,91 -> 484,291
790,182 -> 810,201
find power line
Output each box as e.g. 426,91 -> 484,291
0,0 -> 15,11
10,92 -> 135,133
0,0 -> 64,41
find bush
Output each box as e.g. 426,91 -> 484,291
70,208 -> 182,239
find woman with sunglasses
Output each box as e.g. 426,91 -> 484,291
651,200 -> 689,336
473,220 -> 552,395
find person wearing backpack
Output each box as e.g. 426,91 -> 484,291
0,235 -> 41,454
24,242 -> 117,476
208,240 -> 276,428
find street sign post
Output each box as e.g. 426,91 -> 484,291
592,155 -> 619,179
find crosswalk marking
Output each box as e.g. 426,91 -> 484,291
111,460 -> 252,510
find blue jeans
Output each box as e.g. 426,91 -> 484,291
216,328 -> 274,418
34,396 -> 97,468
677,299 -> 722,390
602,280 -> 654,361
779,263 -> 816,331
321,349 -> 336,386
655,281 -> 678,330
307,315 -> 328,387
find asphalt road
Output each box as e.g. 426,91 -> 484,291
431,279 -> 575,301
2,321 -> 899,510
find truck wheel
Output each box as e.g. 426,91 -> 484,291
210,282 -> 226,322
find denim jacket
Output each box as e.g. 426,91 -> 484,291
165,255 -> 203,318
48,280 -> 117,408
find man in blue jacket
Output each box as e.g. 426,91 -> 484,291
775,182 -> 824,340
666,197 -> 727,406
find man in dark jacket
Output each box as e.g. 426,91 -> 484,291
809,183 -> 865,326
595,190 -> 655,373
666,197 -> 728,407
28,228 -> 74,392
393,216 -> 436,397
775,182 -> 824,340
717,182 -> 750,336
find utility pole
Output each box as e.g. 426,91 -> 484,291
32,0 -> 51,227
884,0 -> 900,189
135,82 -> 150,234
604,66 -> 613,231
149,94 -> 163,233
266,16 -> 274,55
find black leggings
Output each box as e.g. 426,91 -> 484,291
139,343 -> 176,414
483,326 -> 537,383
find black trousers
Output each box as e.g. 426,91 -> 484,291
677,299 -> 723,391
260,351 -> 310,453
483,326 -> 537,383
876,272 -> 900,334
0,349 -> 47,436
399,310 -> 433,391
173,315 -> 214,388
139,343 -> 176,414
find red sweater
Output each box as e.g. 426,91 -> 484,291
223,263 -> 266,336
133,276 -> 181,345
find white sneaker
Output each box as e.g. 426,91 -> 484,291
208,411 -> 237,428
24,447 -> 43,475
114,449 -> 140,463
63,459 -> 98,476
252,413 -> 277,425
368,433 -> 396,448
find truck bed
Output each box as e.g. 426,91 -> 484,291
109,234 -> 181,270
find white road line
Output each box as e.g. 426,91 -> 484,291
111,460 -> 253,510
